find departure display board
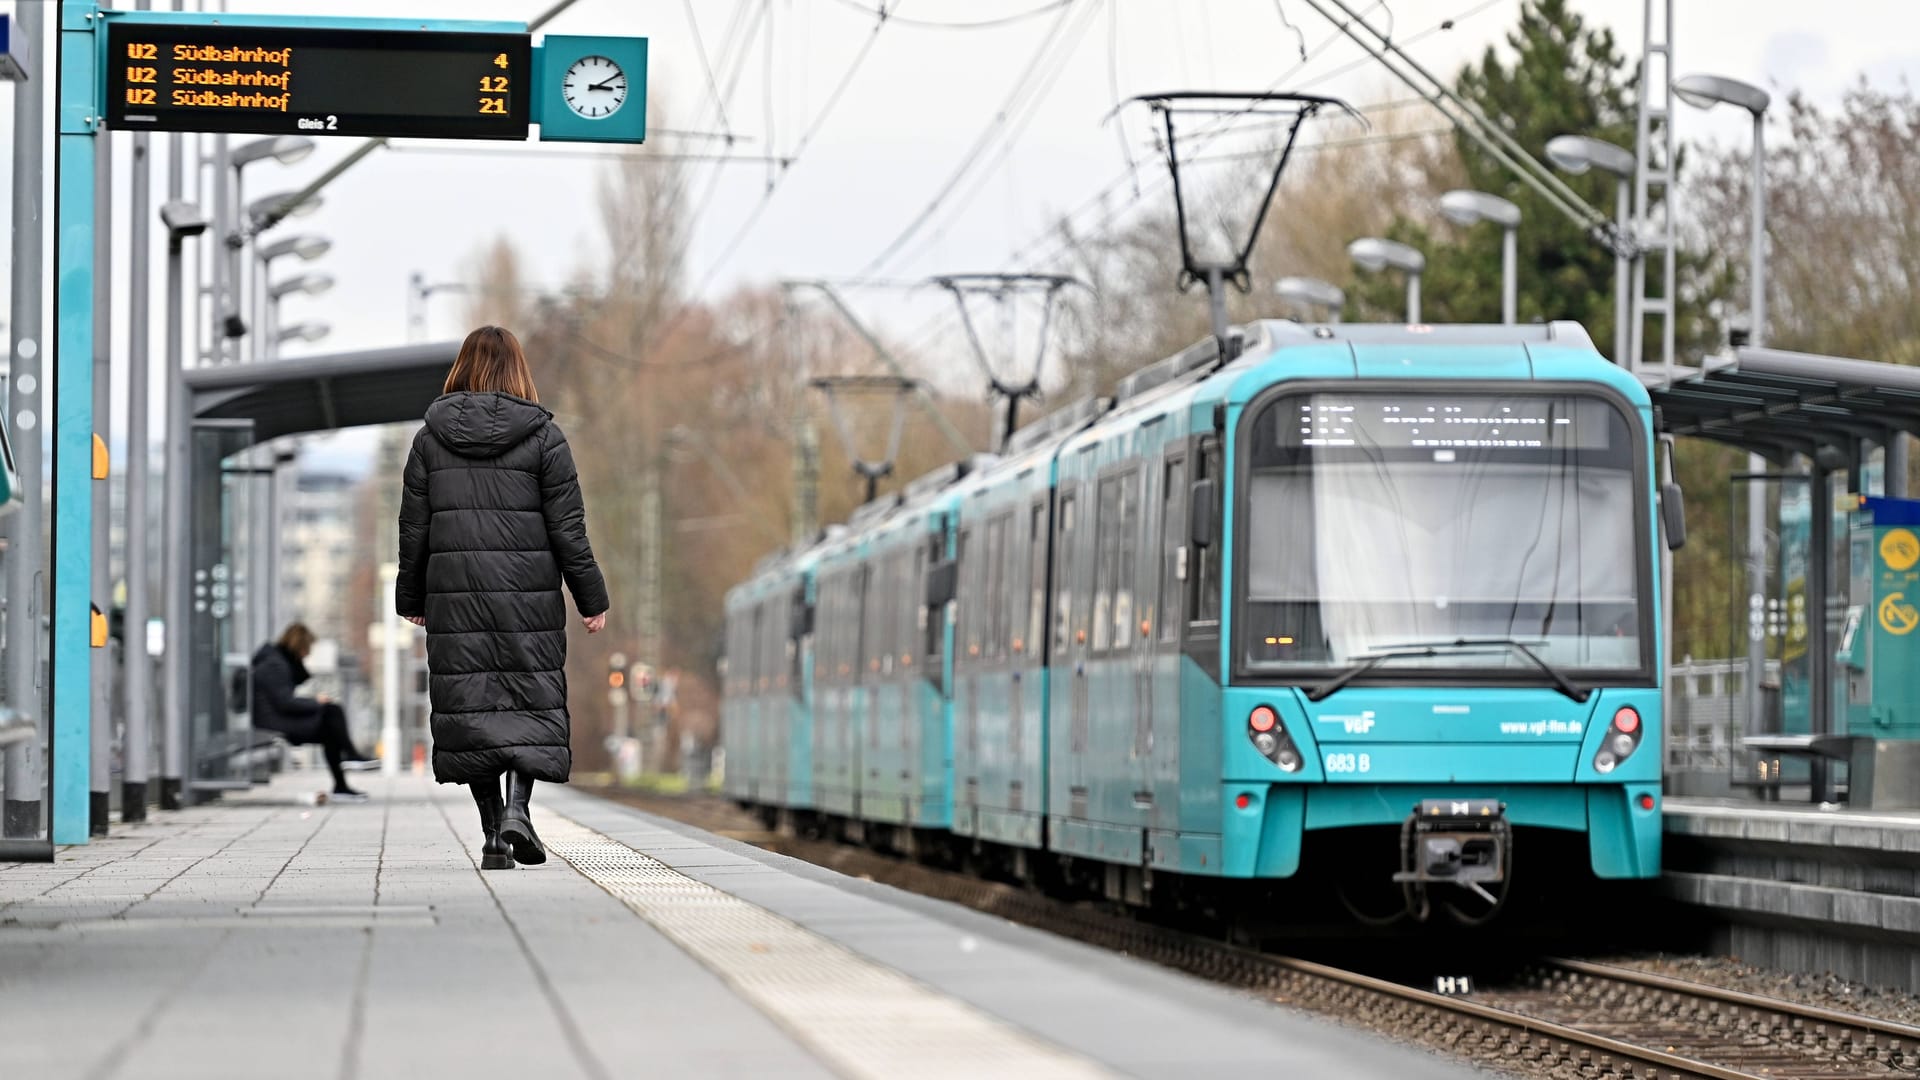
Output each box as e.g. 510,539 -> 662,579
1283,394 -> 1619,451
105,22 -> 531,139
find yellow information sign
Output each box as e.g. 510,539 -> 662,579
1880,591 -> 1920,636
1883,528 -> 1920,571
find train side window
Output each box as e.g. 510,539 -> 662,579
896,551 -> 914,676
1160,456 -> 1186,642
1190,437 -> 1223,626
1114,469 -> 1140,653
1027,501 -> 1047,662
955,528 -> 974,667
985,513 -> 1008,662
1053,491 -> 1077,655
1092,475 -> 1121,652
922,535 -> 945,682
1004,510 -> 1027,660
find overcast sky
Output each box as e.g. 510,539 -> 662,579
2,0 -> 1916,472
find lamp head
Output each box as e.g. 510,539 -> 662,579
271,272 -> 335,300
1545,134 -> 1637,179
259,234 -> 331,262
248,191 -> 322,227
275,322 -> 331,345
1673,73 -> 1770,116
159,200 -> 209,238
1274,276 -> 1345,310
1347,237 -> 1425,275
231,135 -> 316,168
1438,189 -> 1522,229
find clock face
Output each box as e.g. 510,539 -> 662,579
562,55 -> 627,119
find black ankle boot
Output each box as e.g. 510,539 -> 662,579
498,770 -> 546,866
470,779 -> 514,870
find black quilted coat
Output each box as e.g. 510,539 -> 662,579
396,391 -> 609,784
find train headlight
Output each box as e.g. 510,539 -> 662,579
1248,705 -> 1303,772
1592,706 -> 1643,774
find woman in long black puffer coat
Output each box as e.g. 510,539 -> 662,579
396,325 -> 608,870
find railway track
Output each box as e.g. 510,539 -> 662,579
589,789 -> 1908,1079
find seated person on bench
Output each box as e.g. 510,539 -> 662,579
251,622 -> 379,802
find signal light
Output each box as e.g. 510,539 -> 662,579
1235,793 -> 1252,810
609,671 -> 624,688
1249,706 -> 1277,733
1612,707 -> 1640,734
1638,793 -> 1656,811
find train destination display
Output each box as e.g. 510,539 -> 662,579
105,23 -> 532,139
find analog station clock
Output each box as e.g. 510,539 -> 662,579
562,54 -> 627,119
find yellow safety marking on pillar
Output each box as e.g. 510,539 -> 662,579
1883,528 -> 1920,572
90,605 -> 107,648
1879,591 -> 1919,636
91,434 -> 108,480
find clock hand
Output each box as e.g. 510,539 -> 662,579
589,78 -> 621,91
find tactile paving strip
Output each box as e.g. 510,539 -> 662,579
539,813 -> 1115,1080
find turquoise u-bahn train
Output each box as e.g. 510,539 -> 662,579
721,320 -> 1676,928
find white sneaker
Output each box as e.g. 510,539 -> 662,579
342,758 -> 381,772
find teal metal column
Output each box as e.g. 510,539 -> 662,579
52,0 -> 98,844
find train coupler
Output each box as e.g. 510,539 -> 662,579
1392,798 -> 1510,907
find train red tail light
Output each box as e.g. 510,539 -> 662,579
1638,793 -> 1656,811
1235,793 -> 1252,810
1247,705 -> 1301,772
1594,704 -> 1645,774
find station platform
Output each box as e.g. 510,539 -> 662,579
1664,796 -> 1920,991
0,774 -> 1478,1080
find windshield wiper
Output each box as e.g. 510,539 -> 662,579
1303,637 -> 1590,704
1450,637 -> 1591,703
1304,646 -> 1449,701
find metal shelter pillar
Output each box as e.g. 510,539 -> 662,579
1653,346 -> 1920,805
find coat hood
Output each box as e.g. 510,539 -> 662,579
424,392 -> 552,459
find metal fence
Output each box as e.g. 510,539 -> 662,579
1666,657 -> 1779,776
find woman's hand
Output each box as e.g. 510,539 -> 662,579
584,612 -> 607,634
402,615 -> 425,627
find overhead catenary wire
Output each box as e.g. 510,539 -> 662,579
824,0 -> 1076,30
868,0 -> 1504,405
856,0 -> 1099,278
876,0 -> 1109,275
1296,0 -> 1612,236
691,1 -> 904,293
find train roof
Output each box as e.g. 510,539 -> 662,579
746,318 -> 1628,580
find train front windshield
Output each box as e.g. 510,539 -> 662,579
1239,389 -> 1650,679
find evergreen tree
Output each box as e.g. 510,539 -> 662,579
1348,0 -> 1635,356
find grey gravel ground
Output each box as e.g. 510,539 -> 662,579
1597,952 -> 1920,1027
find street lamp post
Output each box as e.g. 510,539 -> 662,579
1673,73 -> 1774,756
1545,134 -> 1637,364
1672,74 -> 1770,349
1437,189 -> 1522,325
267,273 -> 335,359
1274,276 -> 1345,323
256,236 -> 330,358
224,136 -> 314,364
1347,238 -> 1425,323
158,201 -> 209,811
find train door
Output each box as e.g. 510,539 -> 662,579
1094,466 -> 1144,842
1017,497 -> 1048,832
1052,483 -> 1089,824
1150,449 -> 1188,842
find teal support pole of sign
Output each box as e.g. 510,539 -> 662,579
52,0 -> 98,845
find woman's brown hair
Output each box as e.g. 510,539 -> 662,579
444,325 -> 539,402
277,622 -> 316,658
